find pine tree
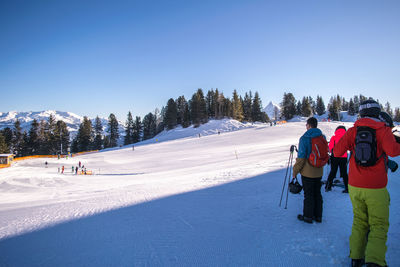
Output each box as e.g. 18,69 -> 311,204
132,116 -> 142,143
296,100 -> 302,116
176,96 -> 188,126
37,120 -> 48,154
164,98 -> 178,130
353,95 -> 360,113
316,95 -> 326,116
385,102 -> 393,117
20,132 -> 29,156
183,104 -> 191,128
124,111 -> 134,145
190,88 -> 208,126
206,90 -> 216,119
394,108 -> 400,122
54,120 -> 70,154
251,92 -> 263,122
46,114 -> 58,155
0,132 -> 9,153
341,97 -> 349,111
107,113 -> 119,147
232,89 -> 244,121
12,120 -> 24,156
224,97 -> 233,118
1,127 -> 13,152
301,97 -> 312,117
281,92 -> 297,120
93,116 -> 103,150
27,119 -> 40,155
348,98 -> 356,116
308,96 -> 316,114
156,107 -> 165,134
77,116 -> 94,151
242,91 -> 252,122
143,112 -> 156,140
328,96 -> 342,121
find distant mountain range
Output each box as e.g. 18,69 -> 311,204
0,110 -> 125,136
0,103 -> 283,136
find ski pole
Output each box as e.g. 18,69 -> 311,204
284,152 -> 294,209
279,145 -> 296,207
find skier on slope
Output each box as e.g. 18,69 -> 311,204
334,99 -> 400,267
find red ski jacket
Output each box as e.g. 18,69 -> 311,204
334,118 -> 400,189
329,128 -> 347,158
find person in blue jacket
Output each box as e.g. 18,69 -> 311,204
293,117 -> 327,223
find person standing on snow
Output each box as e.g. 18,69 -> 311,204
325,126 -> 349,193
334,99 -> 400,267
293,117 -> 328,224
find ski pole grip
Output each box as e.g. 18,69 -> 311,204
290,145 -> 297,153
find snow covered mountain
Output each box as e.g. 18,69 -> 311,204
0,110 -> 124,136
263,101 -> 281,121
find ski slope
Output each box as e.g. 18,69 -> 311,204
0,120 -> 399,267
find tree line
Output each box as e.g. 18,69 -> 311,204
1,89 -> 399,156
280,93 -> 400,122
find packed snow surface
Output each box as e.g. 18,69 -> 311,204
1,120 -> 399,267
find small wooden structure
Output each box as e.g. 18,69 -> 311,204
0,154 -> 14,166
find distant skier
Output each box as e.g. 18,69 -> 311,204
75,166 -> 78,174
79,161 -> 81,168
61,166 -> 64,174
72,166 -> 74,173
45,161 -> 48,168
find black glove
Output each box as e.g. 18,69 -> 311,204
391,162 -> 398,173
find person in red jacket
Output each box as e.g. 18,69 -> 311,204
334,99 -> 400,267
325,125 -> 349,193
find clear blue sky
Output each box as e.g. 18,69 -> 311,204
1,0 -> 399,120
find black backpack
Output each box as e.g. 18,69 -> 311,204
354,126 -> 379,166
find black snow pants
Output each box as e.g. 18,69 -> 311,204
326,157 -> 348,191
301,176 -> 323,219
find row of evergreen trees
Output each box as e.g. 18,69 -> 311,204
1,89 -> 399,156
161,88 -> 269,130
280,93 -> 400,121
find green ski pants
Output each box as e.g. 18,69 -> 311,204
349,185 -> 390,266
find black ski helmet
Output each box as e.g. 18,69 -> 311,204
379,111 -> 394,128
359,99 -> 381,118
335,125 -> 346,132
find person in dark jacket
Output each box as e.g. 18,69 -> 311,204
325,126 -> 349,193
293,117 -> 326,223
334,100 -> 400,267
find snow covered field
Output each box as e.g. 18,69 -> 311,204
0,120 -> 399,267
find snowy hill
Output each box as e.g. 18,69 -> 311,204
0,110 -> 124,137
1,119 -> 399,266
263,101 -> 281,121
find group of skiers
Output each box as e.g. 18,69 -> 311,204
54,161 -> 87,175
292,99 -> 400,267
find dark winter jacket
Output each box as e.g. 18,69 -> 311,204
334,117 -> 400,189
293,128 -> 325,178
